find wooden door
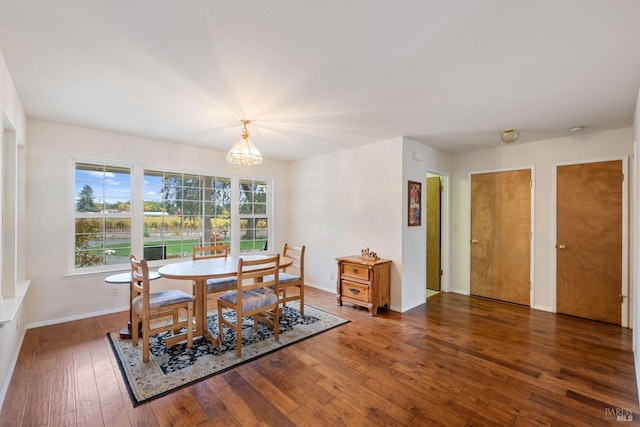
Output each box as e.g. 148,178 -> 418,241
426,176 -> 441,291
471,169 -> 531,305
556,160 -> 622,324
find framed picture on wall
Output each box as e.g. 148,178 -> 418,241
408,180 -> 422,226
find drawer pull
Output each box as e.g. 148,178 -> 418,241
349,287 -> 360,294
353,268 -> 358,274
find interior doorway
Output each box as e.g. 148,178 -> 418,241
426,172 -> 449,298
426,174 -> 442,293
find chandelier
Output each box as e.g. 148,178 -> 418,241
225,120 -> 263,166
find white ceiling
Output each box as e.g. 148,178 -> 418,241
0,1 -> 639,161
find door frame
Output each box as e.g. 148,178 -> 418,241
425,169 -> 450,295
551,156 -> 629,327
468,166 -> 535,307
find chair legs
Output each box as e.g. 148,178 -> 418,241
131,311 -> 152,363
132,305 -> 194,363
280,284 -> 304,316
218,307 -> 280,358
299,285 -> 304,316
217,305 -> 244,357
186,303 -> 194,349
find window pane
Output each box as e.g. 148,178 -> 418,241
239,217 -> 268,253
74,162 -> 131,269
254,203 -> 266,215
239,179 -> 267,216
75,163 -> 131,213
74,218 -> 131,267
143,170 -> 210,260
207,177 -> 232,245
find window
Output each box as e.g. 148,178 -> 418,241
74,163 -> 132,269
239,179 -> 269,252
72,161 -> 269,271
142,170 -> 232,260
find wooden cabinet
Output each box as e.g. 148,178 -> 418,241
336,255 -> 391,316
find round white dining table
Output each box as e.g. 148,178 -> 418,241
158,255 -> 291,346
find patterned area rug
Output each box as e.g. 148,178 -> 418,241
107,302 -> 349,406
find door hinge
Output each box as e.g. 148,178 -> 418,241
440,185 -> 444,193
622,173 -> 624,182
529,282 -> 532,290
530,180 -> 532,188
620,294 -> 625,303
440,269 -> 443,276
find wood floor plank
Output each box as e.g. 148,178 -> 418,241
48,325 -> 78,427
1,289 -> 639,426
240,363 -> 300,415
150,389 -> 209,427
71,318 -> 105,427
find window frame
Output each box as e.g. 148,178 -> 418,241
70,159 -> 133,274
69,158 -> 273,275
237,177 -> 271,253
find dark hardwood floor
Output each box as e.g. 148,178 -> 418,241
1,288 -> 639,426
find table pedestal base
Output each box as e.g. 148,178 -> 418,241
119,321 -> 143,340
119,327 -> 132,340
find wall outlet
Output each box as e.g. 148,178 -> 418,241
111,286 -> 119,297
329,272 -> 334,281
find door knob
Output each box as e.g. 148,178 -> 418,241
470,239 -> 478,244
556,243 -> 566,250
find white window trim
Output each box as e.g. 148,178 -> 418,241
70,158 -> 134,275
68,159 -> 273,275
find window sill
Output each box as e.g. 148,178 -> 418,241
0,280 -> 31,327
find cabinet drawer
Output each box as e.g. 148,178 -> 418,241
341,262 -> 370,280
341,280 -> 369,302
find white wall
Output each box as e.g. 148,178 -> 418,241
25,119 -> 291,326
450,128 -> 634,313
288,136 -> 451,313
0,48 -> 27,410
401,138 -> 451,311
287,137 -> 403,306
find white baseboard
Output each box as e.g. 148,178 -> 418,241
533,304 -> 553,312
396,299 -> 426,313
305,282 -> 335,295
0,328 -> 26,413
26,305 -> 128,330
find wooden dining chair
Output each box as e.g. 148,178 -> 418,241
192,243 -> 229,260
192,244 -> 237,295
217,254 -> 281,357
276,243 -> 306,315
130,255 -> 194,363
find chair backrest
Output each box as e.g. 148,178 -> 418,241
282,243 -> 305,277
237,254 -> 280,292
130,254 -> 151,302
192,244 -> 229,260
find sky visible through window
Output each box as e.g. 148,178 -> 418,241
74,165 -> 131,211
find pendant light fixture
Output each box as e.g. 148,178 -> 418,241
225,119 -> 263,166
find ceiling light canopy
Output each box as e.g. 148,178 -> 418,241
225,120 -> 263,166
569,126 -> 585,133
501,129 -> 520,145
